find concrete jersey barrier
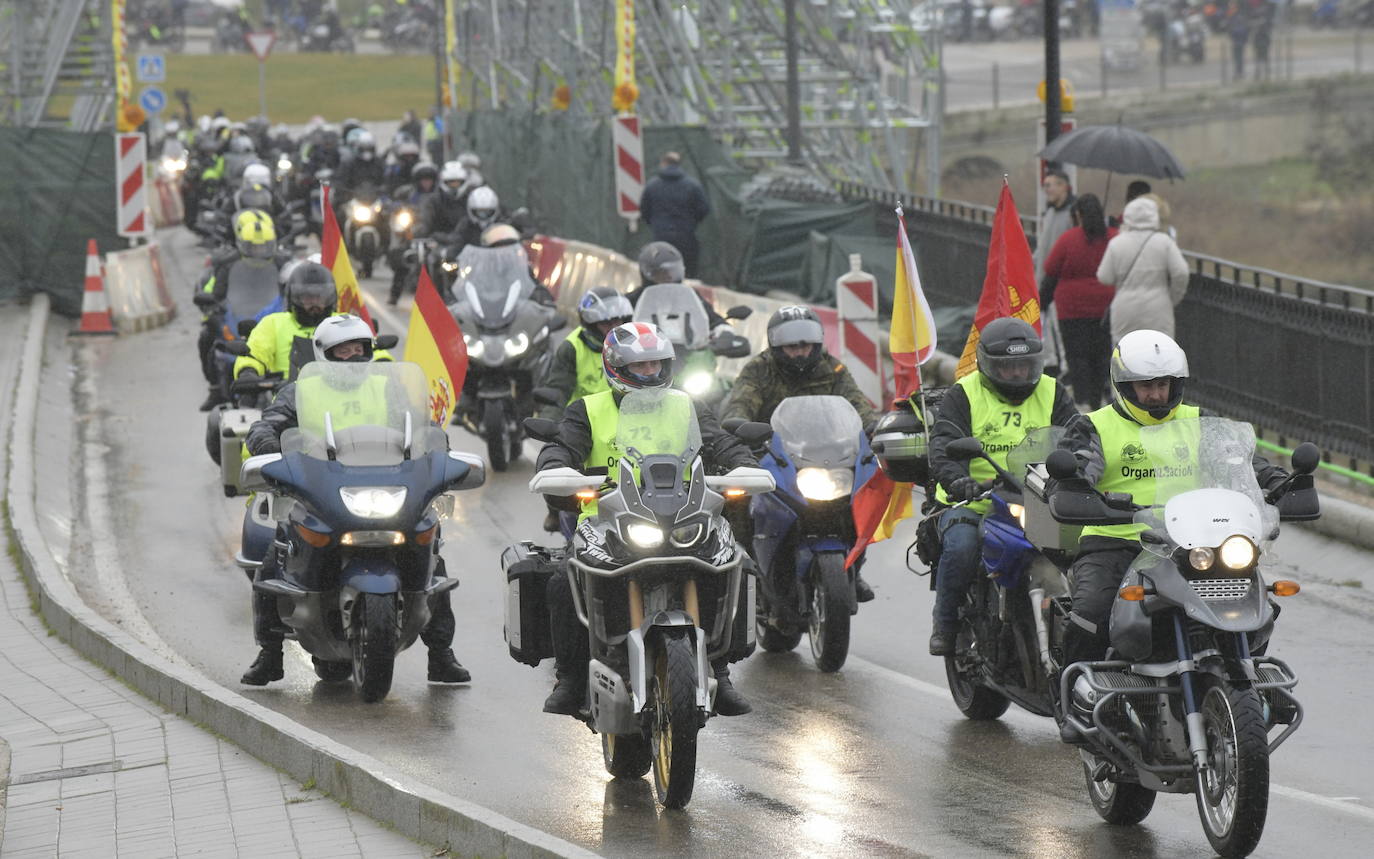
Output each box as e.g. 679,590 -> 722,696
102,242 -> 177,333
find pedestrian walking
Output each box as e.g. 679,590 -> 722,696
1227,0 -> 1251,79
1040,193 -> 1118,409
639,152 -> 711,279
1096,196 -> 1190,343
1035,169 -> 1076,377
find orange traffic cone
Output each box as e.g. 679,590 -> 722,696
72,239 -> 116,336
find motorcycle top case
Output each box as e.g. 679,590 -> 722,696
871,404 -> 930,484
500,541 -> 563,667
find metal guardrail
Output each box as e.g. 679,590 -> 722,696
835,179 -> 1374,468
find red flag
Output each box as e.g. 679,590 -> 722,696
955,181 -> 1041,379
846,469 -> 913,569
403,267 -> 469,425
319,184 -> 375,331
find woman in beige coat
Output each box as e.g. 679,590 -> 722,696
1096,196 -> 1190,343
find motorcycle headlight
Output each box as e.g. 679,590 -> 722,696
1189,547 -> 1216,571
392,210 -> 413,231
670,523 -> 703,547
463,333 -> 484,359
277,157 -> 292,172
795,467 -> 854,501
441,260 -> 459,272
504,331 -> 530,357
339,486 -> 407,519
1219,536 -> 1257,570
681,372 -> 712,397
351,203 -> 374,223
1007,502 -> 1026,529
626,522 -> 664,548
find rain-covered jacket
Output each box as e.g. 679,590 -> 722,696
1096,197 -> 1191,342
720,348 -> 878,430
537,327 -> 608,420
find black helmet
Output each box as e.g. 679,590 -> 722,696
412,163 -> 438,188
576,287 -> 633,350
637,241 -> 685,285
975,317 -> 1045,403
767,305 -> 825,377
284,262 -> 338,328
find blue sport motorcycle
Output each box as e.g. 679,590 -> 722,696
750,395 -> 876,672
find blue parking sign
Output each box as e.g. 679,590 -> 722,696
139,86 -> 166,116
136,54 -> 165,83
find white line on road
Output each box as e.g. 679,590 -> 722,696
848,655 -> 1374,824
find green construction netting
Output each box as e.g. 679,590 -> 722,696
0,127 -> 121,316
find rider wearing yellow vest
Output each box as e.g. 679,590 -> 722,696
1054,329 -> 1288,674
927,317 -> 1078,656
533,321 -> 757,718
239,315 -> 470,688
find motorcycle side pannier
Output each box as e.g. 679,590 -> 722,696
871,405 -> 929,484
500,541 -> 562,666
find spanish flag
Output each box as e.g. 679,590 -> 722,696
320,184 -> 375,332
890,205 -> 938,401
955,181 -> 1041,379
403,267 -> 468,426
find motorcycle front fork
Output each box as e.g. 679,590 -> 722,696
1176,615 -> 1234,774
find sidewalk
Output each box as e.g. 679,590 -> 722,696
0,306 -> 429,858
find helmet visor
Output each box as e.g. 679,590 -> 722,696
239,238 -> 277,260
979,352 -> 1045,386
768,318 -> 824,348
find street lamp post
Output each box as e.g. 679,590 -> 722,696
1044,0 -> 1062,148
784,0 -> 803,165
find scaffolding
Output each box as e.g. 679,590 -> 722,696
450,0 -> 944,192
2,0 -> 115,131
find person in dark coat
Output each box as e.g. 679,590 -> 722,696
638,152 -> 711,279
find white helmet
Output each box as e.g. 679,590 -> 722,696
439,160 -> 467,196
1111,329 -> 1189,423
457,151 -> 481,169
242,162 -> 271,187
312,314 -> 375,363
466,186 -> 499,228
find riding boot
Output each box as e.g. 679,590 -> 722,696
712,659 -> 752,716
854,572 -> 875,603
542,664 -> 587,715
240,643 -> 284,686
427,647 -> 471,683
543,566 -> 589,715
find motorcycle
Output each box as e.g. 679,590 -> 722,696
343,186 -> 388,278
748,395 -> 877,672
238,361 -> 486,702
518,387 -> 774,807
1043,417 -> 1319,857
631,283 -> 751,408
448,243 -> 562,471
1165,8 -> 1207,64
300,22 -> 356,53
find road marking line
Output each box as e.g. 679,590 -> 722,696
848,656 -> 1374,823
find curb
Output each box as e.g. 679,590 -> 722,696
6,295 -> 596,859
0,735 -> 9,852
1294,493 -> 1374,554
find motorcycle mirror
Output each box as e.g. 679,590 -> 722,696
945,437 -> 985,461
548,313 -> 569,333
721,417 -> 746,434
1045,449 -> 1080,480
732,421 -> 773,446
726,305 -> 753,321
531,387 -> 563,409
375,334 -> 399,350
522,418 -> 560,445
1290,442 -> 1320,476
236,319 -> 257,338
711,334 -> 752,359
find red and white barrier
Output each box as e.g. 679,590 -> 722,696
612,115 -> 644,227
835,255 -> 886,406
116,133 -> 150,239
102,241 -> 176,332
149,174 -> 184,229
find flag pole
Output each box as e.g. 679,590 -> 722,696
895,204 -> 932,431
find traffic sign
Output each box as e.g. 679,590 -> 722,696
244,31 -> 276,62
136,53 -> 165,83
138,86 -> 166,116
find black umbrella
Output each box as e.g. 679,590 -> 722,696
1037,125 -> 1186,181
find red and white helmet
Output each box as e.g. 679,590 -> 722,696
602,322 -> 675,395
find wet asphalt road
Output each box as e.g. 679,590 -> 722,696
67,228 -> 1374,856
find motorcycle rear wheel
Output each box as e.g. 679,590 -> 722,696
205,408 -> 224,465
351,593 -> 397,703
1195,682 -> 1269,857
483,404 -> 509,472
808,553 -> 851,672
650,635 -> 700,809
602,732 -> 652,779
312,657 -> 352,683
1084,761 -> 1156,824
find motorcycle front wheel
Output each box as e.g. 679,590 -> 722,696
1084,760 -> 1156,824
650,635 -> 700,809
351,592 -> 398,703
1195,681 -> 1270,857
808,552 -> 851,672
602,732 -> 652,779
943,613 -> 1010,720
483,403 -> 509,472
755,586 -> 803,652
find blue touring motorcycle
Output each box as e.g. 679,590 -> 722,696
750,395 -> 876,672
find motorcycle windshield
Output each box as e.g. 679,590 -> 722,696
279,361 -> 443,466
455,244 -> 536,329
1132,417 -> 1278,559
615,388 -> 702,465
1005,425 -> 1067,487
224,258 -> 282,321
770,396 -> 862,468
633,284 -> 709,352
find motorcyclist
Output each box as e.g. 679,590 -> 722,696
415,160 -> 467,243
720,305 -> 881,601
224,163 -> 287,224
334,129 -> 384,206
385,163 -> 439,304
631,241 -> 728,332
383,133 -> 422,194
535,286 -> 634,530
535,321 -> 758,717
193,209 -> 290,410
239,314 -> 471,686
451,186 -> 502,252
926,317 -> 1078,656
1051,330 -> 1288,683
